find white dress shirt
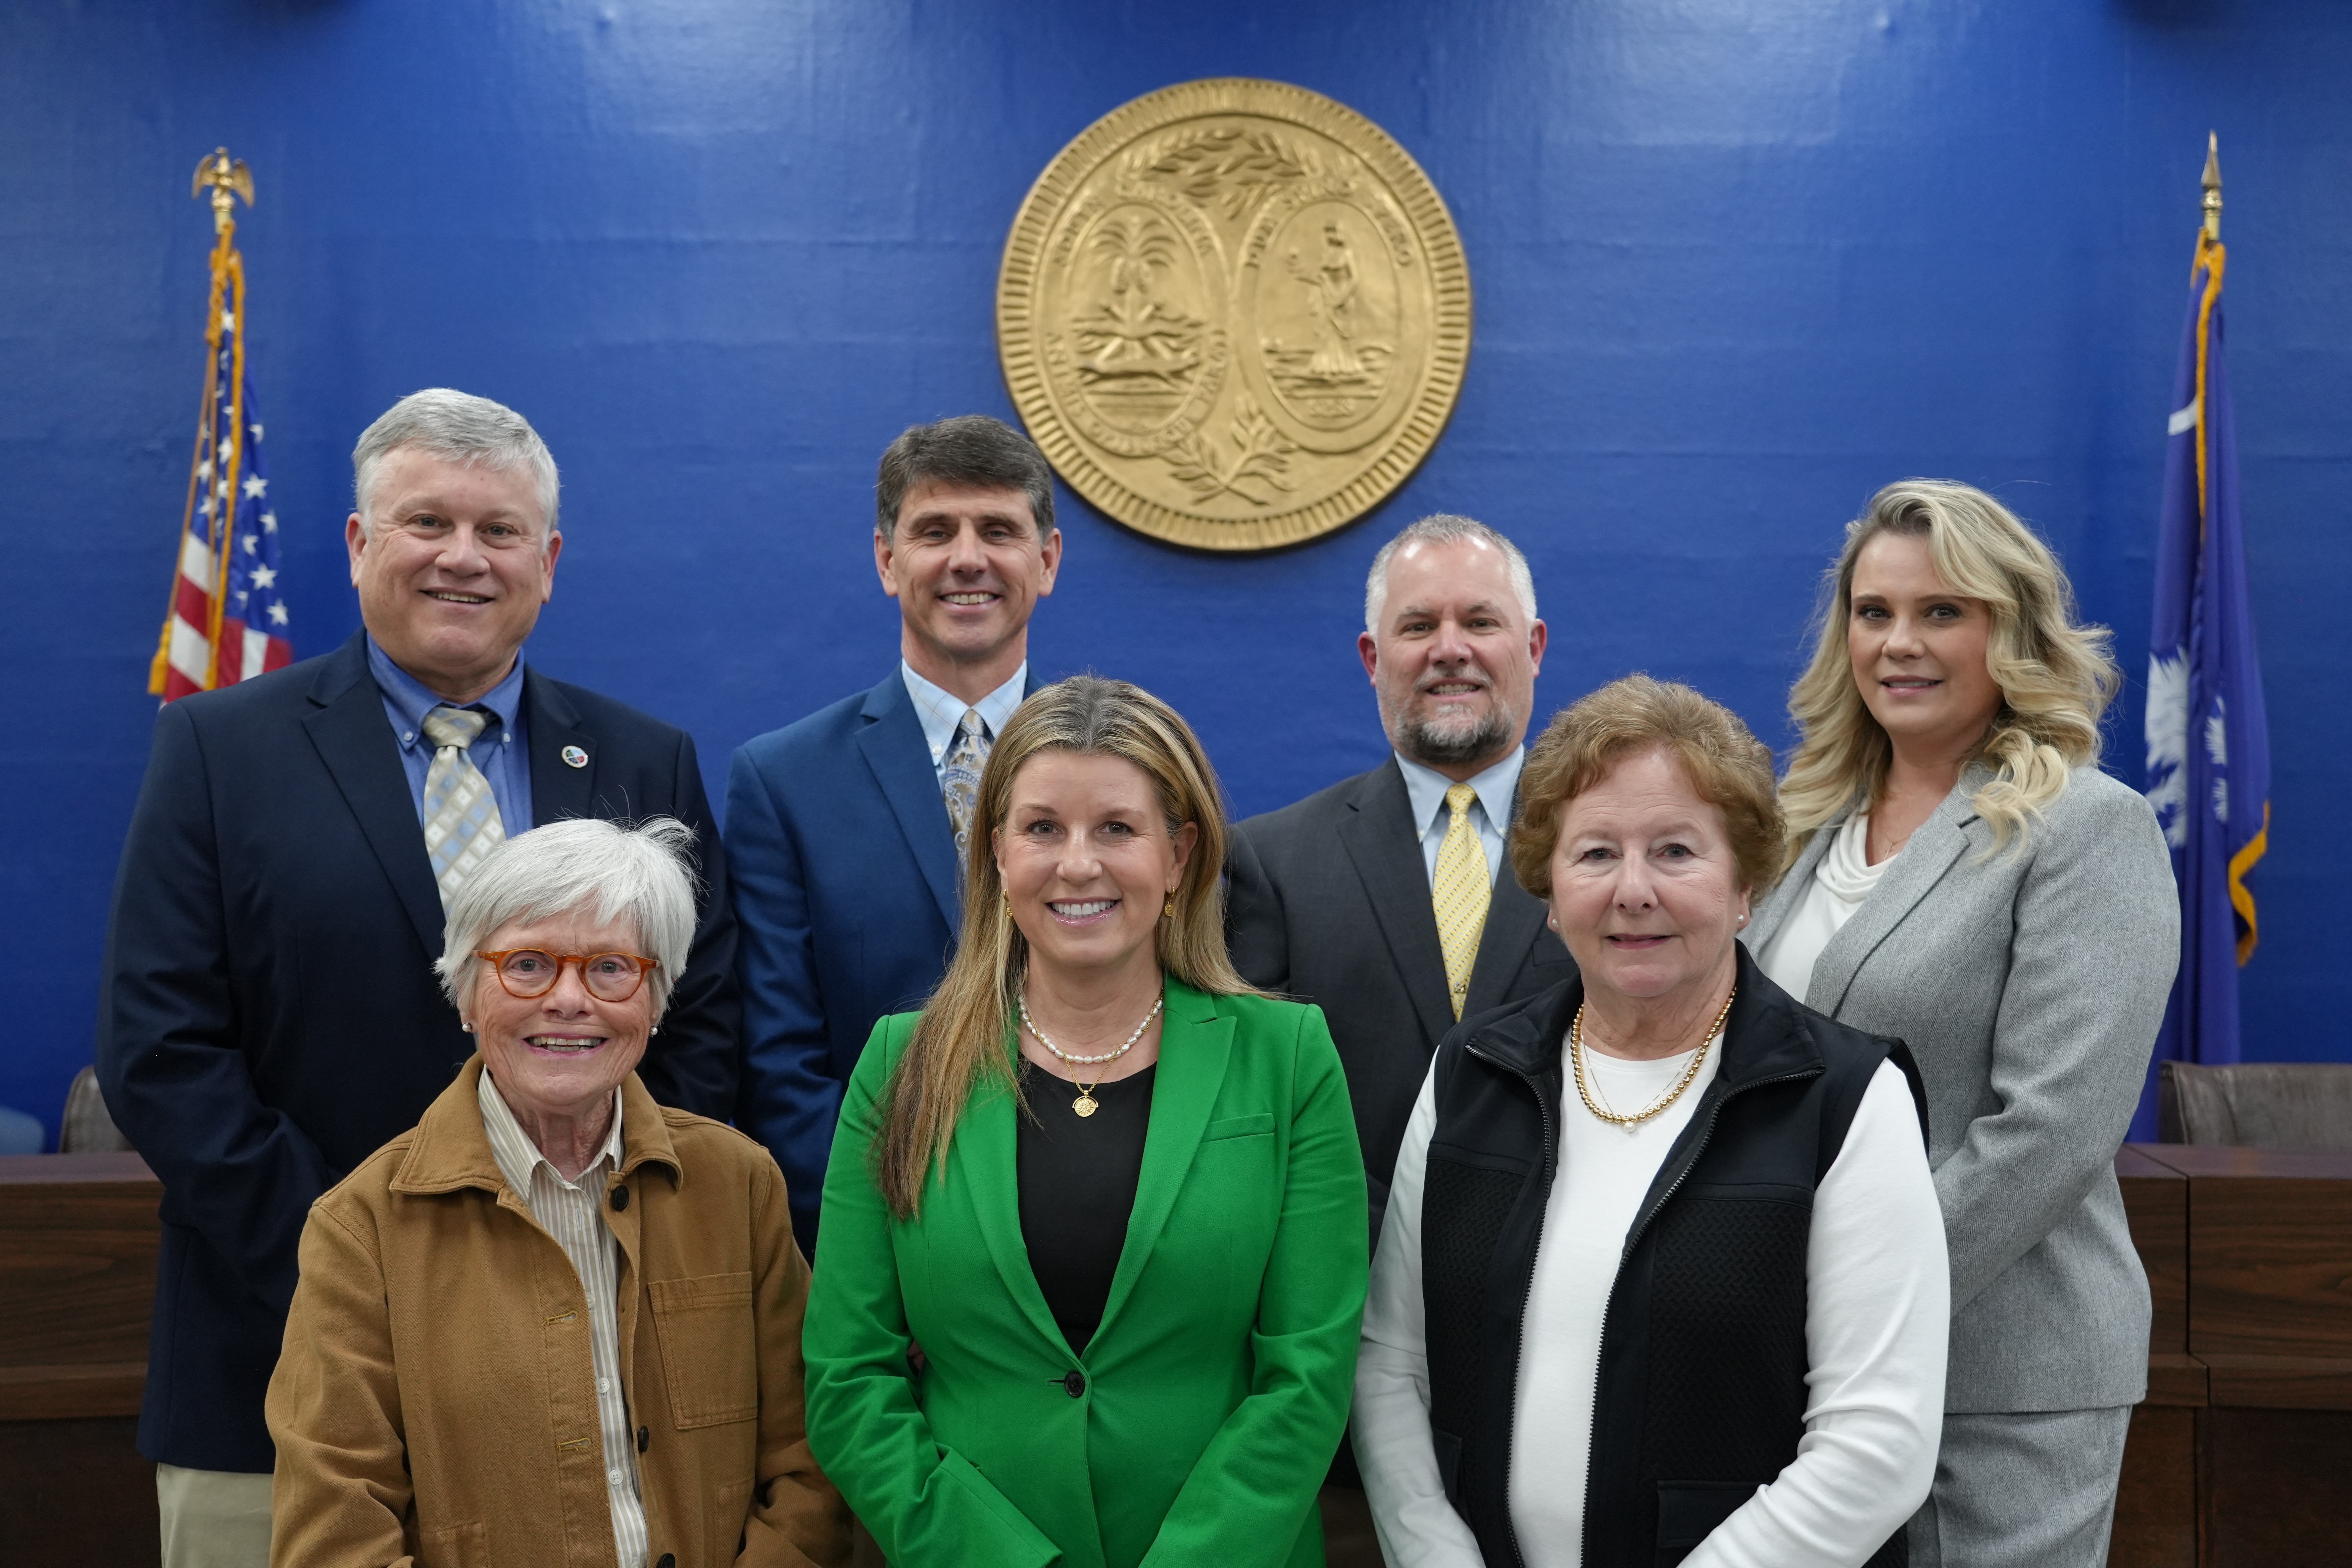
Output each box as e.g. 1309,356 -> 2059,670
1357,1042 -> 1948,1567
901,660 -> 1028,786
1754,812 -> 1890,1002
1395,747 -> 1524,891
478,1071 -> 645,1568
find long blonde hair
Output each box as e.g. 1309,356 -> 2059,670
1780,480 -> 2119,869
874,676 -> 1258,1218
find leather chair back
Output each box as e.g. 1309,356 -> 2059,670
2159,1060 -> 2352,1149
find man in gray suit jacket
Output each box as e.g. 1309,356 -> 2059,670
1228,514 -> 1575,1565
1228,514 -> 1576,1242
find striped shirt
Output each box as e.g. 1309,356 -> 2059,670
478,1071 -> 646,1568
901,659 -> 1027,786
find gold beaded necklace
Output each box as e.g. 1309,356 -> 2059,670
1570,986 -> 1736,1128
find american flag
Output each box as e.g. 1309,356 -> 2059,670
156,314 -> 292,700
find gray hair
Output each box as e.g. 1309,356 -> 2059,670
435,818 -> 700,1021
1364,514 -> 1538,632
875,415 -> 1055,538
353,388 -> 561,542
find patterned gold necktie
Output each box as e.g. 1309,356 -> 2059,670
942,707 -> 990,861
421,705 -> 507,907
1433,783 -> 1491,1020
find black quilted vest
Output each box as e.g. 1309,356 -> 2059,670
1419,944 -> 1924,1568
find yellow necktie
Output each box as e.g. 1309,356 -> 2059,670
1433,784 -> 1491,1020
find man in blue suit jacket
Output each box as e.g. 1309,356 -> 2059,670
729,415 -> 1060,1250
96,390 -> 739,1568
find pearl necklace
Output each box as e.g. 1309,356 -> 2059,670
1570,986 -> 1736,1129
1019,992 -> 1164,1117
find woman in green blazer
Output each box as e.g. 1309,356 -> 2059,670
804,676 -> 1368,1568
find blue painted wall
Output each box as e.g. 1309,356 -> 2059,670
5,1 -> 2346,1144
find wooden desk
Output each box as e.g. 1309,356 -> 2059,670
6,1144 -> 2347,1564
2112,1143 -> 2352,1566
0,1151 -> 162,1563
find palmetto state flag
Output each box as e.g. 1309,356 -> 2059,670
2141,227 -> 2268,1110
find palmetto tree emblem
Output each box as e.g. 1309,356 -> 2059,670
1073,214 -> 1203,383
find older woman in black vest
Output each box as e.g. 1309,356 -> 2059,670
1354,676 -> 1947,1568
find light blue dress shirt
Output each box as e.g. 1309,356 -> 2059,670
901,660 -> 1029,787
368,635 -> 534,835
1395,746 -> 1525,892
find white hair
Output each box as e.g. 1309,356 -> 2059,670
353,388 -> 561,541
1364,513 -> 1538,632
436,818 -> 700,1020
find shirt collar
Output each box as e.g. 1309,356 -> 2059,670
1395,745 -> 1526,837
368,634 -> 528,753
901,659 -> 1028,766
476,1066 -> 625,1196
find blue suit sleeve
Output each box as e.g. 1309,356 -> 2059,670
634,729 -> 742,1121
727,742 -> 847,1251
94,701 -> 334,1315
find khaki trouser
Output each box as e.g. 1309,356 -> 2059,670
157,1463 -> 273,1568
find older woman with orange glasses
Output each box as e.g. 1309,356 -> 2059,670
266,818 -> 849,1568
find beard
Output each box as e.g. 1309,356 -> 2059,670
1392,693 -> 1519,770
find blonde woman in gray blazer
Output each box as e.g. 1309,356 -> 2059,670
1748,481 -> 2178,1568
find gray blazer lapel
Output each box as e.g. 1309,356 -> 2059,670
1806,775 -> 1986,1016
1747,808 -> 1846,953
1335,761 -> 1455,1050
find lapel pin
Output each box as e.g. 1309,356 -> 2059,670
561,745 -> 589,769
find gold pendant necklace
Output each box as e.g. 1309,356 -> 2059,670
1020,991 -> 1164,1117
1570,986 -> 1736,1128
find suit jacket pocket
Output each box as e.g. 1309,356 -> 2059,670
417,1520 -> 490,1568
1655,1480 -> 1755,1555
1205,1111 -> 1274,1141
649,1271 -> 758,1428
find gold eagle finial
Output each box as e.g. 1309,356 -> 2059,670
191,147 -> 255,234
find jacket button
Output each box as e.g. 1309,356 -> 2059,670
656,1556 -> 675,1568
636,1425 -> 649,1453
610,1185 -> 629,1211
1063,1370 -> 1085,1398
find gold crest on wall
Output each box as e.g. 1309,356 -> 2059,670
998,78 -> 1472,552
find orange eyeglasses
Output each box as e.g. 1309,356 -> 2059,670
475,949 -> 659,1003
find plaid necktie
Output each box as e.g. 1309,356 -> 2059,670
1433,784 -> 1491,1020
421,705 -> 507,907
942,707 -> 990,861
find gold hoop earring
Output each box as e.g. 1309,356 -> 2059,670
1164,897 -> 1177,919
1002,891 -> 1012,918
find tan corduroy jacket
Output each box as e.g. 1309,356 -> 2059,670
266,1057 -> 849,1568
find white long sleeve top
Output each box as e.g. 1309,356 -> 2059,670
1355,1034 -> 1948,1568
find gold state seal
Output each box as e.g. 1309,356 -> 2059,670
998,78 -> 1471,551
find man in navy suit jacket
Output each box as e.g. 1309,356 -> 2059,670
96,390 -> 739,1567
729,415 -> 1060,1250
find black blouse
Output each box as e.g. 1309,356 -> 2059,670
1016,1060 -> 1157,1355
